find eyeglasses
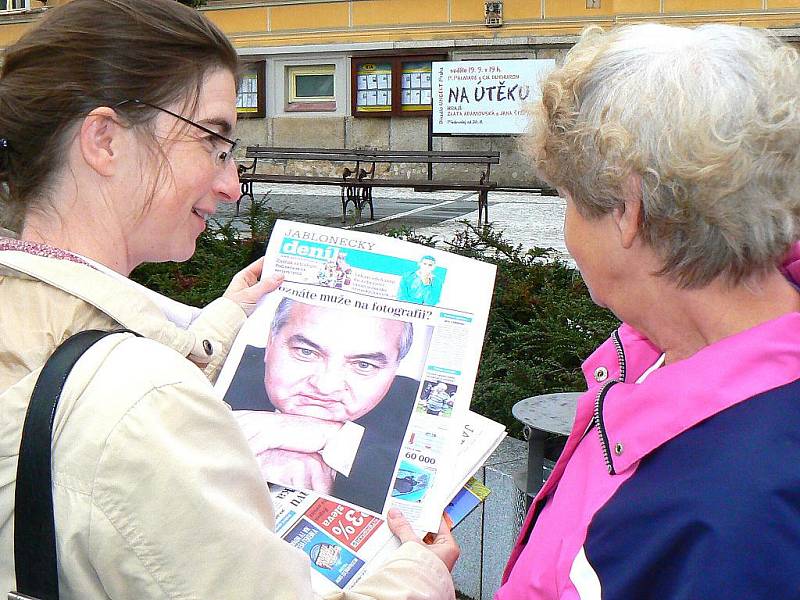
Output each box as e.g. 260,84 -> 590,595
113,99 -> 239,168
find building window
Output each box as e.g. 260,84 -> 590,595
0,0 -> 28,11
351,55 -> 442,117
286,64 -> 336,112
237,60 -> 266,119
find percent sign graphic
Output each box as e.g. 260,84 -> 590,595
332,520 -> 356,540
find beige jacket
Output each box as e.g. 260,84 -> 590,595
0,250 -> 454,600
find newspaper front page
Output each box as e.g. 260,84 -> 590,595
215,220 -> 496,535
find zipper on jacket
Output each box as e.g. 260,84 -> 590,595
587,329 -> 626,474
593,379 -> 619,475
611,328 -> 626,383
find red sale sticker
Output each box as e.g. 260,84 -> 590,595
306,499 -> 383,551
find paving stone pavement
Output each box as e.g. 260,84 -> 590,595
411,189 -> 573,265
221,183 -> 574,264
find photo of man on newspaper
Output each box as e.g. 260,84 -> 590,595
223,297 -> 423,514
396,255 -> 444,306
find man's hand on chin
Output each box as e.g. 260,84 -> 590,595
254,448 -> 336,493
233,410 -> 343,453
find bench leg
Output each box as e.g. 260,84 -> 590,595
238,180 -> 254,216
357,186 -> 374,221
343,185 -> 359,224
478,190 -> 489,225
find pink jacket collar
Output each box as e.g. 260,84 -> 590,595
604,312 -> 800,473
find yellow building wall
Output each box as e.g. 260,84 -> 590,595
3,0 -> 800,51
205,7 -> 268,34
352,0 -> 449,26
612,0 -> 662,13
663,0 -> 761,12
544,0 -> 616,18
270,3 -> 349,31
502,0 -> 543,20
450,0 -> 488,22
0,22 -> 30,47
543,0 -> 663,18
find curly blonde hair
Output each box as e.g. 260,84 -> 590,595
527,24 -> 800,287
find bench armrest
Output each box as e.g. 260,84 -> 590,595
236,158 -> 257,176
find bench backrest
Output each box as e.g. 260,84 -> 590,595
245,146 -> 500,165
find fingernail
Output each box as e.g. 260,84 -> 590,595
388,508 -> 402,518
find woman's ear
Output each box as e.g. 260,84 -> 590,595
78,107 -> 125,177
613,173 -> 643,250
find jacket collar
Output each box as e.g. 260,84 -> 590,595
0,250 -> 197,357
601,312 -> 800,473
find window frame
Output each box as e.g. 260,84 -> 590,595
351,54 -> 444,118
0,0 -> 29,12
285,64 -> 337,112
236,60 -> 266,119
288,65 -> 336,102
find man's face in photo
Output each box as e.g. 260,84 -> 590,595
418,258 -> 436,277
264,302 -> 407,422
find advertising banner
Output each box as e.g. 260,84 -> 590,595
432,59 -> 555,135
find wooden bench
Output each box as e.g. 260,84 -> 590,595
237,146 -> 500,224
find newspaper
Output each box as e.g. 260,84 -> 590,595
215,219 -> 497,532
267,410 -> 506,593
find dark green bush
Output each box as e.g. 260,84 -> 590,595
133,207 -> 619,438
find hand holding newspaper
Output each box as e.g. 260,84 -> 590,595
215,220 -> 504,591
265,411 -> 505,593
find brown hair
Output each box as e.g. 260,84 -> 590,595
0,0 -> 239,230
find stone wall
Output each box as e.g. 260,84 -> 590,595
231,35 -> 800,186
232,44 -> 570,188
235,115 -> 544,187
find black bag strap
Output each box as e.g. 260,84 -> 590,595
14,329 -> 138,600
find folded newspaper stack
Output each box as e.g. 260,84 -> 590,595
215,220 -> 505,593
266,411 -> 505,592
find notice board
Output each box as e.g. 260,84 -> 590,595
432,59 -> 555,135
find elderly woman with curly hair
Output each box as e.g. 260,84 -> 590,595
497,23 -> 800,599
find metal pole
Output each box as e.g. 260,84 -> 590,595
427,113 -> 433,180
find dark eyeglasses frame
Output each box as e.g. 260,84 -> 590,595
113,99 -> 239,165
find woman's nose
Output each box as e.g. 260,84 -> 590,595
214,159 -> 241,203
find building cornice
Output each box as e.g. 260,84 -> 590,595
225,9 -> 800,51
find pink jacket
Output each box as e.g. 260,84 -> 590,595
497,245 -> 800,599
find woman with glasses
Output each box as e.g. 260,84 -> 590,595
0,0 -> 458,598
